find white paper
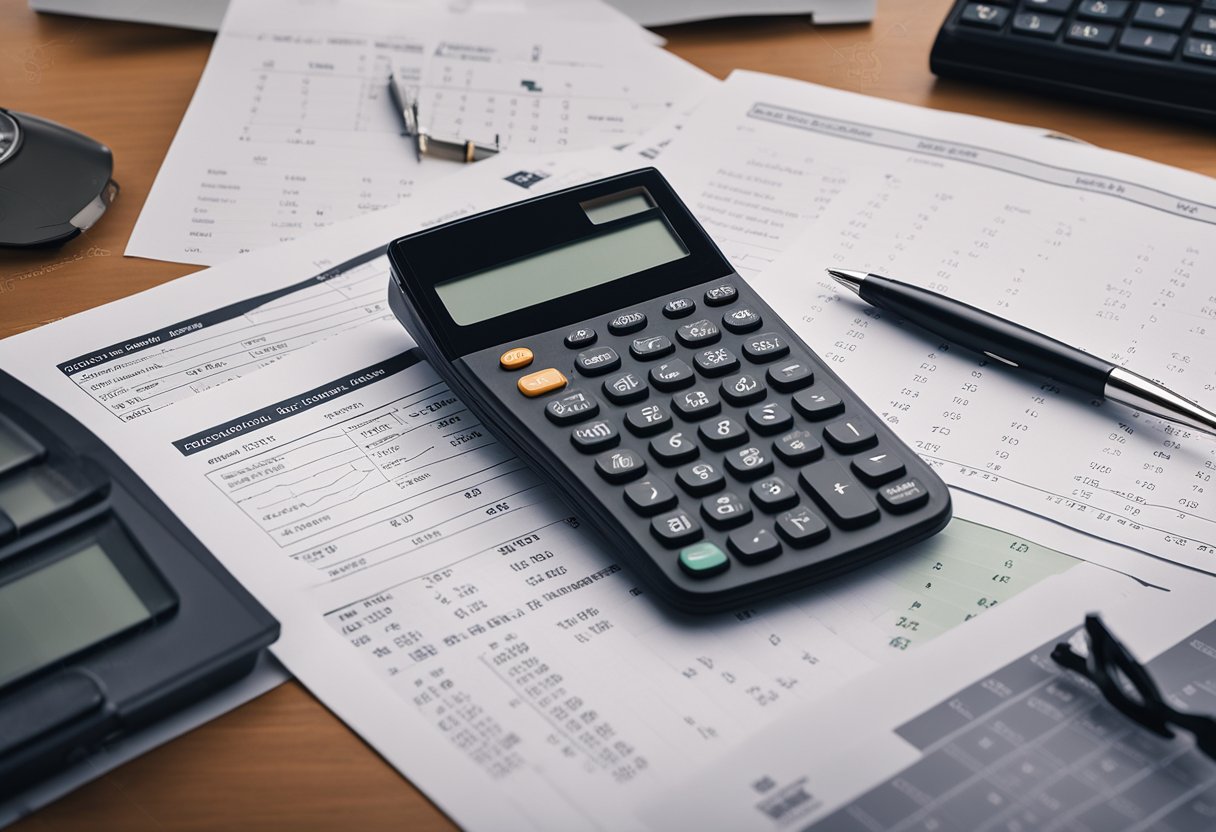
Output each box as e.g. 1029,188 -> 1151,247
125,0 -> 713,266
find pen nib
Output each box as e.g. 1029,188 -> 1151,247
826,268 -> 867,295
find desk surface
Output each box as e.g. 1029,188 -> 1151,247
2,0 -> 1213,828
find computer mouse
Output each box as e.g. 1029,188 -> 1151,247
0,108 -> 118,248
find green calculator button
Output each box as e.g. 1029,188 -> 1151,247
678,541 -> 729,577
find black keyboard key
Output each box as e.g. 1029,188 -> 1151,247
878,477 -> 932,514
1131,2 -> 1190,30
824,418 -> 879,453
693,346 -> 740,377
571,419 -> 619,453
767,360 -> 813,392
700,491 -> 752,529
1183,36 -> 1216,62
742,332 -> 790,363
1077,0 -> 1129,19
728,525 -> 782,565
775,506 -> 829,548
792,387 -> 844,420
650,359 -> 696,392
1024,0 -> 1073,13
650,430 -> 700,466
747,401 -> 793,436
625,402 -> 672,436
603,371 -> 648,404
1119,26 -> 1179,54
704,284 -> 738,306
677,318 -> 721,347
1196,14 -> 1216,35
725,445 -> 774,481
1204,0 -> 1216,12
677,460 -> 725,496
630,334 -> 675,361
1012,11 -> 1065,37
751,476 -> 799,513
624,478 -> 678,516
564,327 -> 597,349
0,510 -> 14,545
773,429 -> 823,466
608,311 -> 647,335
721,373 -> 766,406
575,346 -> 621,376
545,389 -> 599,425
652,508 -> 702,547
799,462 -> 880,530
673,388 -> 721,421
722,307 -> 762,333
678,541 -> 729,577
663,297 -> 696,319
960,3 -> 1010,27
698,417 -> 748,450
1066,20 -> 1117,46
851,448 -> 907,486
595,449 -> 647,483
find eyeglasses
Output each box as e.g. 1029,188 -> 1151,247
1051,614 -> 1216,761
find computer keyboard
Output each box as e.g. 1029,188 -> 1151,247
931,0 -> 1216,125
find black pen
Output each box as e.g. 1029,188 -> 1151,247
827,268 -> 1216,438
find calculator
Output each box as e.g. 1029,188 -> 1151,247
387,169 -> 951,612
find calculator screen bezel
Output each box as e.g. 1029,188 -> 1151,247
388,168 -> 734,359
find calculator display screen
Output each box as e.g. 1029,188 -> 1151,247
434,216 -> 688,326
0,542 -> 152,687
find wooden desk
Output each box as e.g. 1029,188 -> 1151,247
2,0 -> 1212,828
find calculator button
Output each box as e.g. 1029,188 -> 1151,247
767,361 -> 813,392
693,346 -> 740,378
565,327 -> 597,349
603,372 -> 648,404
773,429 -> 824,466
595,449 -> 647,483
1197,13 -> 1216,34
652,509 -> 702,547
1077,0 -> 1129,20
663,297 -> 697,319
545,389 -> 599,425
775,506 -> 829,548
649,431 -> 700,466
630,334 -> 675,361
751,476 -> 799,513
742,332 -> 789,364
0,510 -> 13,545
676,318 -> 721,347
624,479 -> 678,516
700,491 -> 752,529
960,3 -> 1009,28
800,462 -> 880,530
851,448 -> 907,486
725,445 -> 774,481
1131,2 -> 1190,30
1065,21 -> 1117,46
0,415 -> 44,476
608,311 -> 647,335
678,541 -> 729,577
673,388 -> 722,421
1183,36 -> 1216,62
625,402 -> 673,436
704,284 -> 738,306
517,368 -> 567,397
1024,0 -> 1072,13
0,463 -> 106,533
792,387 -> 844,420
878,477 -> 931,514
722,307 -> 762,333
728,525 -> 782,565
575,346 -> 621,376
571,420 -> 619,453
1011,11 -> 1065,37
824,418 -> 878,453
698,417 -> 748,450
677,461 -> 725,496
650,359 -> 696,392
499,347 -> 534,370
1118,26 -> 1179,54
747,402 -> 793,436
720,373 -> 766,406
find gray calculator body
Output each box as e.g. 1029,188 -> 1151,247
388,169 -> 951,613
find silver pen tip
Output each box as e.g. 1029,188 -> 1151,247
826,268 -> 867,295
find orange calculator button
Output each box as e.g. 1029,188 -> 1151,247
499,347 -> 534,370
517,368 -> 567,397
